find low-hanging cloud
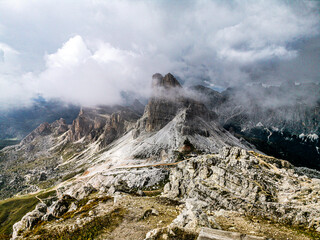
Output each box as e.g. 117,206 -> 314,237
36,35 -> 162,106
0,0 -> 319,109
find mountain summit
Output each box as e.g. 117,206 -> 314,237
152,73 -> 182,89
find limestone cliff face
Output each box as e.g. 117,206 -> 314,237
134,73 -> 217,137
99,108 -> 142,147
68,107 -> 105,142
0,73 -> 245,201
68,105 -> 142,147
141,98 -> 180,133
51,118 -> 69,135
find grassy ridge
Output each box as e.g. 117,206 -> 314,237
0,196 -> 39,239
0,191 -> 55,239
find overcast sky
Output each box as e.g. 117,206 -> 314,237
0,0 -> 319,109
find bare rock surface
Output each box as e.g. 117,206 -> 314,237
197,228 -> 266,240
162,147 -> 320,233
57,166 -> 170,199
12,203 -> 47,240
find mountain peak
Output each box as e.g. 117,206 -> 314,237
152,73 -> 182,89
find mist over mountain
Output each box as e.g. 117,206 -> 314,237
0,0 -> 319,110
191,81 -> 320,170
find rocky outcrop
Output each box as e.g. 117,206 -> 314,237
57,166 -> 170,199
170,198 -> 220,231
51,118 -> 69,135
50,195 -> 76,218
68,107 -> 105,142
12,203 -> 47,239
134,73 -> 184,134
9,146 -> 320,239
12,195 -> 78,239
68,105 -> 142,147
21,119 -> 68,145
99,109 -> 142,147
162,147 -> 320,231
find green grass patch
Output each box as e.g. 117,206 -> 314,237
37,178 -> 58,190
0,195 -> 39,239
37,190 -> 57,200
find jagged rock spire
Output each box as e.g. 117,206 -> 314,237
152,73 -> 182,89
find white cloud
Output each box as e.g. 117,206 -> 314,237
0,0 -> 318,109
211,0 -> 317,63
36,36 -> 161,106
45,36 -> 92,68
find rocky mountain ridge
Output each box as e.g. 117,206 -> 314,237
1,73 -> 320,239
0,73 -> 248,200
10,147 -> 320,240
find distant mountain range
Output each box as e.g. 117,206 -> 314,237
0,99 -> 79,148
